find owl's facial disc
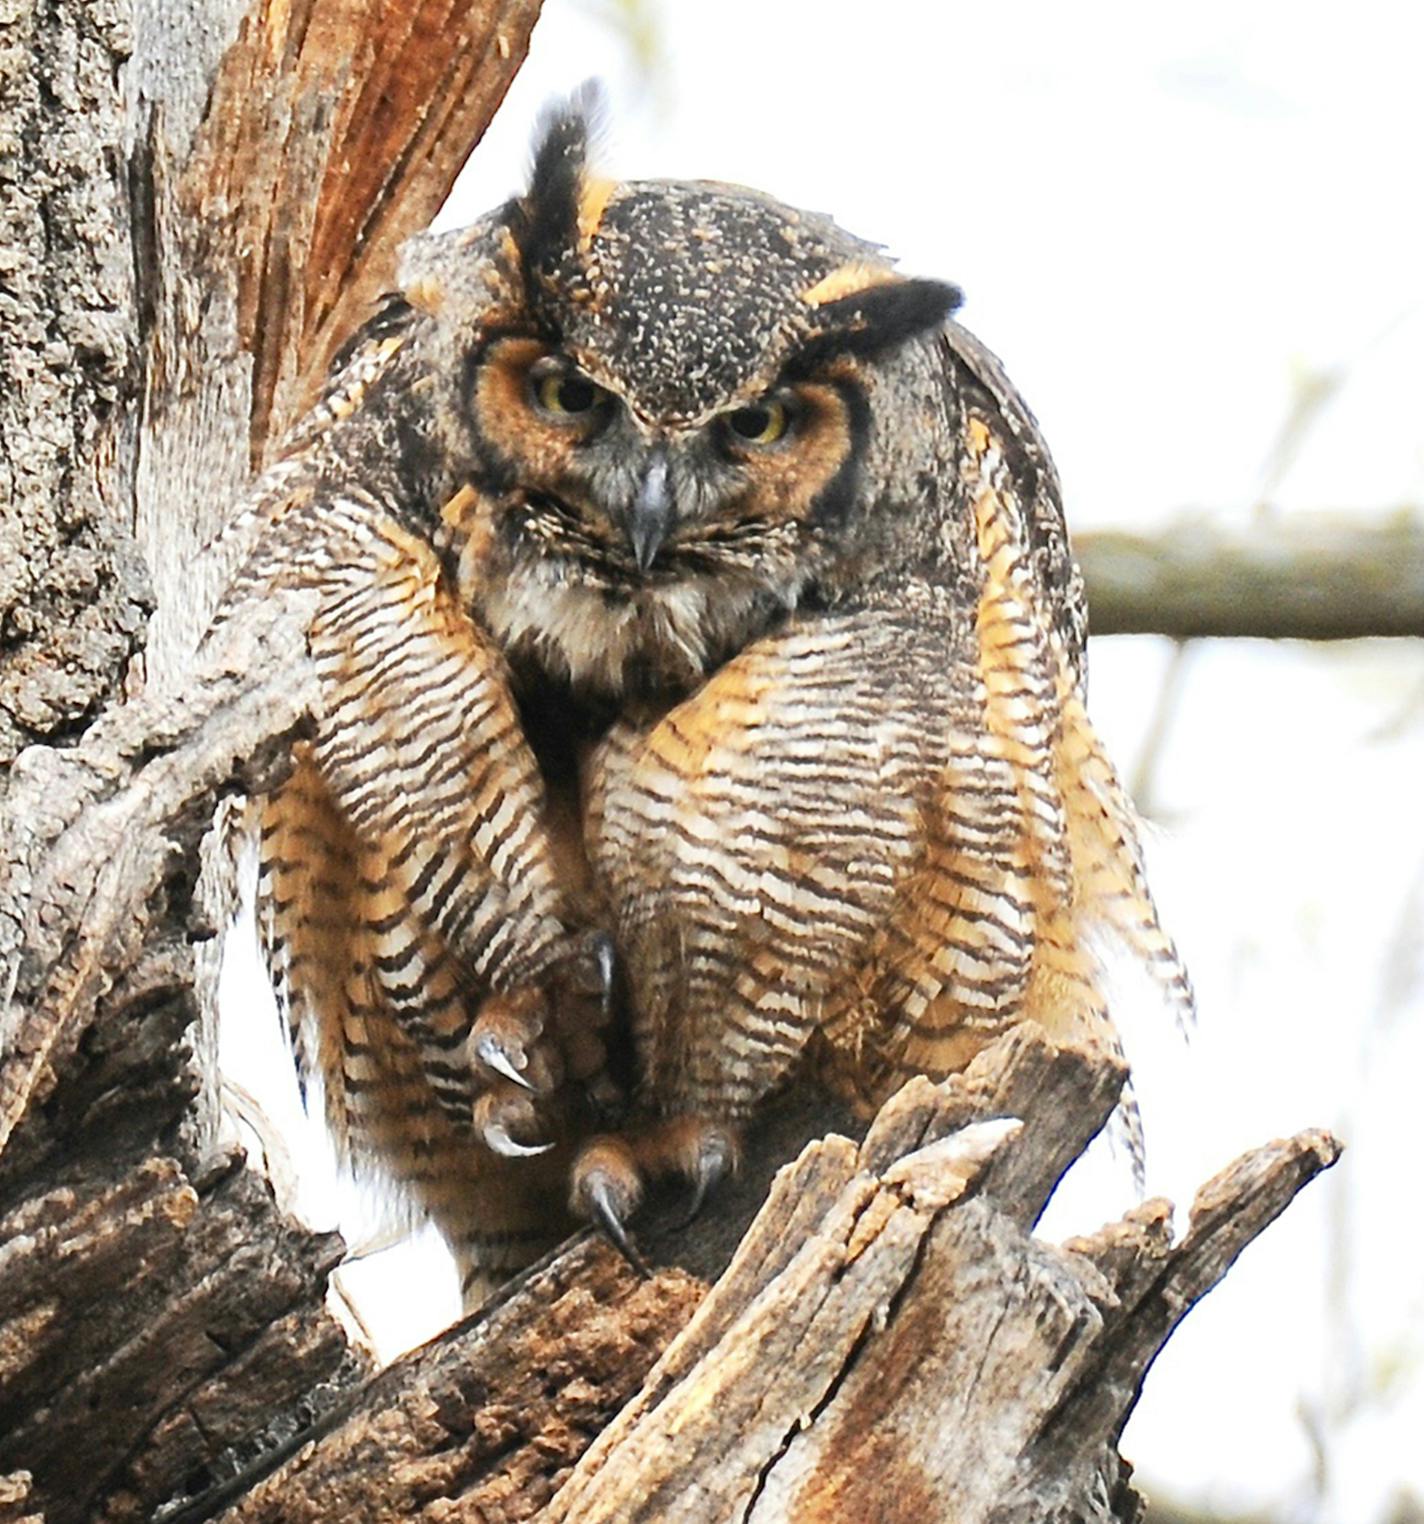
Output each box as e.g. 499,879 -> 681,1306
470,103 -> 962,591
467,331 -> 867,579
444,102 -> 968,697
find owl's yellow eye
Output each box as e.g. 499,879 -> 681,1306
534,370 -> 607,418
725,399 -> 791,447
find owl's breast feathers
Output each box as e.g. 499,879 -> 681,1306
583,398 -> 1190,1122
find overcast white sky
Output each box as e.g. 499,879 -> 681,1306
223,5 -> 1424,1519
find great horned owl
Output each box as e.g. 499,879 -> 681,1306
217,102 -> 1191,1297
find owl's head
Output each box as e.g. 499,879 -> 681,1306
382,102 -> 963,697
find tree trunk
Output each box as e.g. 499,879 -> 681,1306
0,5 -> 1340,1522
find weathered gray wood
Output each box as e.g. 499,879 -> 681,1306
212,1244 -> 704,1524
0,0 -> 151,762
1077,509 -> 1424,640
0,591 -> 318,1176
0,1149 -> 360,1524
542,1033 -> 1340,1524
83,1026 -> 1336,1524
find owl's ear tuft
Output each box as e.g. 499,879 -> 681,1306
511,83 -> 606,288
794,277 -> 963,372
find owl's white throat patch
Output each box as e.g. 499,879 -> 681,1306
476,563 -> 780,699
479,569 -> 711,696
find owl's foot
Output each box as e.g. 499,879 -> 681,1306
569,1116 -> 740,1271
572,1136 -> 649,1276
473,1081 -> 554,1157
468,932 -> 620,1152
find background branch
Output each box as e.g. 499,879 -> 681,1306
1077,511 -> 1424,641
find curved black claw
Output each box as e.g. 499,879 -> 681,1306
586,1176 -> 649,1278
675,1130 -> 735,1229
482,1123 -> 553,1159
566,931 -> 618,1017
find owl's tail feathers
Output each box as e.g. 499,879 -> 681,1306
1056,688 -> 1196,1039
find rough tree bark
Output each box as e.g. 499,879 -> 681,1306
0,5 -> 1341,1523
1,2 -> 544,1518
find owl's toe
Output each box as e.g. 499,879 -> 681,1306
555,929 -> 618,1021
571,1136 -> 648,1277
471,986 -> 562,1094
675,1122 -> 738,1227
474,1083 -> 551,1157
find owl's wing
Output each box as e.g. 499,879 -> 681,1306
300,498 -> 573,986
260,748 -> 575,1296
207,288 -> 574,993
957,325 -> 1191,994
941,321 -> 1089,685
216,309 -> 594,1292
223,470 -> 577,992
837,364 -> 1192,1126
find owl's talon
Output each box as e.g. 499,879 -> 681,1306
484,1124 -> 554,1158
571,1137 -> 647,1276
559,930 -> 618,1021
474,1083 -> 548,1157
475,1031 -> 534,1090
676,1127 -> 736,1228
593,932 -> 616,1016
585,1177 -> 649,1278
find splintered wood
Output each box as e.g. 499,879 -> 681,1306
536,1032 -> 1338,1523
190,0 -> 542,459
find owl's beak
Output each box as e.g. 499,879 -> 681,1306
626,452 -> 672,572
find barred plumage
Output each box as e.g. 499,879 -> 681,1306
216,98 -> 1190,1294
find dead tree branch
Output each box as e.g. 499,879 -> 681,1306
138,1029 -> 1335,1524
1077,510 -> 1424,641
